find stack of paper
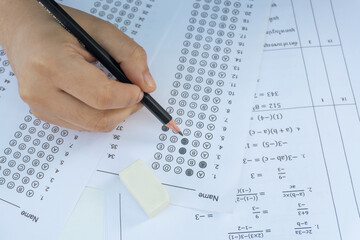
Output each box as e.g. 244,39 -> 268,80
0,0 -> 360,240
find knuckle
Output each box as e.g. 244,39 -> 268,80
124,91 -> 137,106
94,84 -> 113,109
18,87 -> 32,103
130,45 -> 147,60
18,86 -> 40,105
122,89 -> 139,107
28,54 -> 62,87
61,42 -> 84,59
131,103 -> 143,114
89,114 -> 112,132
30,53 -> 54,75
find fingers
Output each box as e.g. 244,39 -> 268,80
119,46 -> 157,93
34,89 -> 142,132
29,105 -> 88,131
63,6 -> 156,93
90,23 -> 156,93
14,5 -> 148,132
55,52 -> 144,110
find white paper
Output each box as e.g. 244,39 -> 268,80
93,0 -> 360,239
69,0 -> 272,212
59,187 -> 105,240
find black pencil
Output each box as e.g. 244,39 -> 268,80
36,0 -> 182,135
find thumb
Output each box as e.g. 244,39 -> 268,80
63,6 -> 157,93
93,23 -> 156,93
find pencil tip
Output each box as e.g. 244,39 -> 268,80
165,119 -> 182,135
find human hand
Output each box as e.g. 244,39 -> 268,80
0,0 -> 156,132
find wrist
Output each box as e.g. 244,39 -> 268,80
0,0 -> 43,52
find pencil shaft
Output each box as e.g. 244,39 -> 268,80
37,0 -> 172,125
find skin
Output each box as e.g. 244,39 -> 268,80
0,0 -> 156,132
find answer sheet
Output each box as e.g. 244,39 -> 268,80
0,84 -> 111,239
0,37 -> 115,240
61,0 -> 272,212
89,0 -> 360,239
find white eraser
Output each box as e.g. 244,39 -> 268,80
119,159 -> 169,217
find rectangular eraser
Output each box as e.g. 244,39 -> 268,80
119,159 -> 169,217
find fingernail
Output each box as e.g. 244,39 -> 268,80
137,91 -> 144,103
143,71 -> 156,89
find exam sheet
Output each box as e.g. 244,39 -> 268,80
0,86 -> 111,239
90,0 -> 360,239
63,0 -> 272,212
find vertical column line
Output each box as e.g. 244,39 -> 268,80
290,0 -> 343,239
309,0 -> 360,217
329,0 -> 360,121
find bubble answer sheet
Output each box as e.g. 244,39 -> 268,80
0,68 -> 110,239
60,0 -> 272,213
89,0 -> 360,239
